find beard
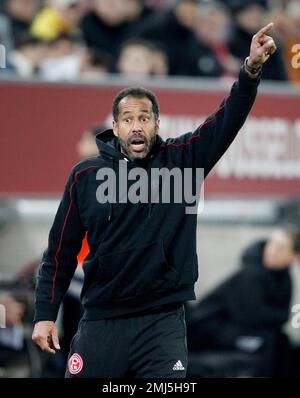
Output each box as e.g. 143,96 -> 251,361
118,130 -> 157,161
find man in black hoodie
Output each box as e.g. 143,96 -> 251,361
32,23 -> 277,378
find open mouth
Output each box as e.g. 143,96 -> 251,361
130,138 -> 146,152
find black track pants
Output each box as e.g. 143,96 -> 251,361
65,304 -> 188,378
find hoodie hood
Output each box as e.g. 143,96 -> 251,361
95,129 -> 124,160
241,240 -> 266,269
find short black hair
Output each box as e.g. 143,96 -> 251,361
112,87 -> 160,122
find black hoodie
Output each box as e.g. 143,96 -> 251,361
34,68 -> 260,322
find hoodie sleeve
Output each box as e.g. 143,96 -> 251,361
164,66 -> 260,176
34,168 -> 85,323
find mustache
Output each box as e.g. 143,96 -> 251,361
127,134 -> 147,145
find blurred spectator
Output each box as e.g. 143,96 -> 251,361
39,34 -> 83,80
136,0 -> 223,76
31,0 -> 85,42
80,0 -> 154,61
43,33 -> 78,59
39,35 -> 110,81
0,280 -> 30,375
7,34 -> 48,77
152,44 -> 169,76
0,0 -> 298,82
186,225 -> 300,377
0,293 -> 25,327
228,0 -> 287,81
122,0 -> 154,24
80,0 -> 128,61
116,38 -> 169,77
0,13 -> 14,52
0,0 -> 39,50
272,0 -> 300,85
79,47 -> 111,80
195,1 -> 241,78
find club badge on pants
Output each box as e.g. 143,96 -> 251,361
68,353 -> 83,375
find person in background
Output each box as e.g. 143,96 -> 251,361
122,0 -> 154,25
80,0 -> 154,63
151,44 -> 169,76
116,38 -> 169,77
79,47 -> 111,80
136,0 -> 223,77
31,0 -> 85,42
7,34 -> 48,77
79,0 -> 128,65
0,293 -> 25,327
39,34 -> 82,80
39,34 -> 111,81
228,0 -> 287,81
195,1 -> 241,79
0,11 -> 15,53
186,225 -> 300,377
0,288 -> 26,373
0,0 -> 39,49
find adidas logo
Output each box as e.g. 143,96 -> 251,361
172,360 -> 185,371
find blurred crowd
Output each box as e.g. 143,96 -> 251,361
0,0 -> 299,84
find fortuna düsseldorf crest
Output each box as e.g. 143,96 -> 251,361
68,353 -> 83,375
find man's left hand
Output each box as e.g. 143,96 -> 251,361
248,22 -> 277,68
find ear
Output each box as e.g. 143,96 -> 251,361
112,120 -> 118,137
155,118 -> 160,132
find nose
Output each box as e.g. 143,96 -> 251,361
131,121 -> 143,132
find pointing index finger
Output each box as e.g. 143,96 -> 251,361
257,22 -> 274,37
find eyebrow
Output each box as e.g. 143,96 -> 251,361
122,109 -> 151,116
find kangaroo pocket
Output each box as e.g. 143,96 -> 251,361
95,240 -> 179,300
